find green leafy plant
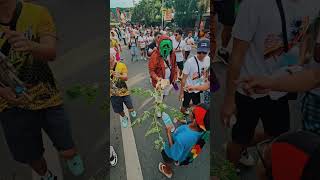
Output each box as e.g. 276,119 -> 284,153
130,87 -> 185,150
211,152 -> 239,180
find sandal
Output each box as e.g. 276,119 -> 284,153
158,162 -> 172,179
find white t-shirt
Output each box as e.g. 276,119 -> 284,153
183,55 -> 210,93
233,0 -> 320,98
138,36 -> 146,48
147,36 -> 153,45
184,36 -> 195,51
172,38 -> 186,62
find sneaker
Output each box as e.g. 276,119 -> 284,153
217,48 -> 230,65
40,171 -> 57,180
239,149 -> 256,166
110,146 -> 118,167
120,116 -> 129,128
157,111 -> 162,118
66,154 -> 85,176
130,111 -> 137,118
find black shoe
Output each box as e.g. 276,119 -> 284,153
217,49 -> 230,65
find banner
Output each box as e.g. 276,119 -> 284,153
164,9 -> 173,22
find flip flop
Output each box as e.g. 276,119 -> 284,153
66,154 -> 85,176
158,162 -> 172,179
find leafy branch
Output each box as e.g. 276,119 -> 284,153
211,152 -> 239,180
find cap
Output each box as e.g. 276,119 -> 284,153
197,40 -> 210,53
193,103 -> 210,131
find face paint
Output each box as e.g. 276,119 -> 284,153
159,39 -> 173,59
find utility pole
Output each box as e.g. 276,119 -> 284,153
161,0 -> 164,29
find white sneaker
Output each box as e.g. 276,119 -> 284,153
110,146 -> 118,167
239,149 -> 256,166
222,144 -> 256,167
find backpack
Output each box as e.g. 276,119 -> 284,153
179,131 -> 210,166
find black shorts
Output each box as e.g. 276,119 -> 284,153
0,106 -> 75,164
215,0 -> 236,26
161,150 -> 174,164
232,92 -> 290,145
182,91 -> 201,108
111,95 -> 134,113
177,61 -> 184,71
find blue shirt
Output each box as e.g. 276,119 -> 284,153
164,125 -> 202,163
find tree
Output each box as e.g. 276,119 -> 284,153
131,0 -> 162,27
173,0 -> 198,29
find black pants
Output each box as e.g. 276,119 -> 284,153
232,92 -> 290,145
122,38 -> 127,45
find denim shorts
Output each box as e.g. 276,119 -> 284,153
0,106 -> 74,164
110,95 -> 134,113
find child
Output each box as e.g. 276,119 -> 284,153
159,103 -> 210,178
110,48 -> 137,128
128,35 -> 138,62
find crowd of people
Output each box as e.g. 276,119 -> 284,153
214,0 -> 320,179
109,23 -> 212,178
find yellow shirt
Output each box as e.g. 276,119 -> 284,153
0,2 -> 62,111
110,62 -> 130,97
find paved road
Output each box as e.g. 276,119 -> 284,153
212,19 -> 303,180
0,1 -> 107,180
110,43 -> 210,180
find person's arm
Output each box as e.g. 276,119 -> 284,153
166,127 -> 174,147
4,7 -> 57,61
240,68 -> 320,93
179,62 -> 189,101
148,54 -> 162,82
187,82 -> 210,91
221,0 -> 258,127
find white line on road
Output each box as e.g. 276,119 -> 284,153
32,132 -> 63,180
121,106 -> 144,180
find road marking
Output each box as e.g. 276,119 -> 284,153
127,73 -> 146,87
32,132 -> 63,180
121,106 -> 144,180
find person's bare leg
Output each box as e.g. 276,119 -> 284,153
256,160 -> 269,180
180,106 -> 187,114
226,141 -> 246,167
29,158 -> 48,176
119,112 -> 125,117
221,25 -> 233,49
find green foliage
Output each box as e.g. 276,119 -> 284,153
66,84 -> 99,104
131,0 -> 162,26
211,153 -> 239,180
130,87 -> 185,151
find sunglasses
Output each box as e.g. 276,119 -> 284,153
197,52 -> 207,55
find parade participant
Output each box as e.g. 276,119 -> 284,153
180,40 -> 210,114
120,28 -> 127,46
184,31 -> 195,60
148,35 -> 178,117
221,0 -> 320,174
128,34 -> 138,62
172,29 -> 186,80
147,32 -> 161,57
138,32 -> 147,61
0,1 -> 84,179
158,103 -> 210,179
110,48 -> 137,128
111,31 -> 122,62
